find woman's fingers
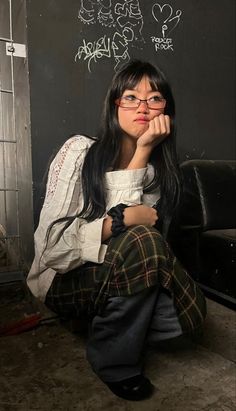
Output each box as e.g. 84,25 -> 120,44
151,114 -> 170,136
137,114 -> 171,148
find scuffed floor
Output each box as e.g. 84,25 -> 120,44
0,281 -> 235,411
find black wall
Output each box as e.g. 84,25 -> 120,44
26,0 -> 236,223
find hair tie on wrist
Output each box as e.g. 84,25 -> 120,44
107,203 -> 128,237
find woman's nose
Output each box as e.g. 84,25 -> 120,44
137,100 -> 149,113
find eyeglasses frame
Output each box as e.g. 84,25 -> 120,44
115,96 -> 166,110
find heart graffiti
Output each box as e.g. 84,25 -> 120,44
152,3 -> 182,37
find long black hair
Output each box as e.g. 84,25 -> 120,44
47,60 -> 181,239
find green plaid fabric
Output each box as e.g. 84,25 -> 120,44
45,225 -> 206,334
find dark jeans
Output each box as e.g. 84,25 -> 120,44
87,287 -> 183,382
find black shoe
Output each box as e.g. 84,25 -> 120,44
105,374 -> 154,401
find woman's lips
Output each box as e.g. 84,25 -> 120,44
135,117 -> 149,123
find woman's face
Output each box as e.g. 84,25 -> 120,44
117,76 -> 166,141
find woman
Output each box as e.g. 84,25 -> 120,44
27,60 -> 206,401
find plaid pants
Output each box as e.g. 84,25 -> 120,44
45,225 -> 206,335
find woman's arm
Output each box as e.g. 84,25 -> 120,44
36,135 -> 107,272
101,116 -> 169,240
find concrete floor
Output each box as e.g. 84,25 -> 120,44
0,281 -> 235,411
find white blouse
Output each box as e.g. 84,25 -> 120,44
27,135 -> 160,301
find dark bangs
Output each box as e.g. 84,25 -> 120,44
114,61 -> 166,96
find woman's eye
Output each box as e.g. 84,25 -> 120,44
124,95 -> 136,101
150,95 -> 162,102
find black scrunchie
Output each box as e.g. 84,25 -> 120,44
107,203 -> 129,237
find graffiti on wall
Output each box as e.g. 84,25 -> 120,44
151,3 -> 182,52
75,1 -> 183,71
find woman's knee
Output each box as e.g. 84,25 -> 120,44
109,224 -> 167,261
127,225 -> 165,250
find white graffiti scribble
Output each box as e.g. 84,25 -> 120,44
78,0 -> 96,25
151,3 -> 182,52
78,0 -> 144,34
78,0 -> 113,26
76,0 -> 144,71
75,27 -> 135,72
152,3 -> 182,37
151,36 -> 173,51
114,1 -> 144,42
75,36 -> 111,72
112,27 -> 134,70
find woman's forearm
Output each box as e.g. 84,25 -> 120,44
126,146 -> 152,170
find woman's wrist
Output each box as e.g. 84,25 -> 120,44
107,203 -> 129,237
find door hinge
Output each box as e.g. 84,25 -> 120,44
6,42 -> 26,58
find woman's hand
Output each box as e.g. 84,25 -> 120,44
126,114 -> 171,170
124,204 -> 158,227
137,114 -> 171,149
